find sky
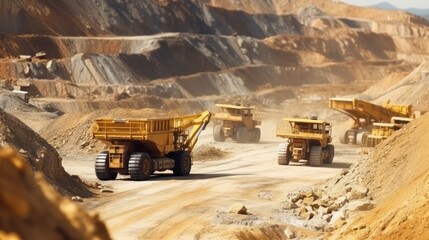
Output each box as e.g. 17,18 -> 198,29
341,0 -> 429,9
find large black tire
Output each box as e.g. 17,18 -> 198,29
128,152 -> 152,180
349,130 -> 358,145
236,126 -> 248,143
278,143 -> 291,165
323,144 -> 335,164
251,128 -> 261,143
95,151 -> 118,180
213,124 -> 225,142
309,146 -> 322,167
341,131 -> 350,144
168,151 -> 192,176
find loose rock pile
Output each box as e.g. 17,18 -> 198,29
282,180 -> 374,231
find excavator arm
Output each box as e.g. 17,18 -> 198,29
174,111 -> 211,152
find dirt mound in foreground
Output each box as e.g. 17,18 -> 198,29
0,108 -> 90,197
0,147 -> 111,240
324,113 -> 429,239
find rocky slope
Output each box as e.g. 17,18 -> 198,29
2,0 -> 428,37
0,0 -> 428,114
362,61 -> 429,109
0,0 -> 303,37
324,112 -> 429,239
0,107 -> 91,197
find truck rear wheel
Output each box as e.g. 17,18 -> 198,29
309,146 -> 322,167
251,128 -> 261,143
95,151 -> 118,180
168,151 -> 192,176
347,130 -> 358,144
341,131 -> 350,144
213,124 -> 225,142
128,152 -> 152,180
278,143 -> 291,165
236,126 -> 248,143
323,144 -> 335,164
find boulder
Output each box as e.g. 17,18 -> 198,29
80,141 -> 90,148
330,209 -> 347,223
303,196 -> 316,205
344,199 -> 375,212
334,195 -> 348,206
284,227 -> 296,239
348,185 -> 368,200
46,60 -> 57,73
228,203 -> 247,215
317,206 -> 329,215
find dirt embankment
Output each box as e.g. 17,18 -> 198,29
324,112 -> 429,239
362,61 -> 429,109
0,147 -> 111,240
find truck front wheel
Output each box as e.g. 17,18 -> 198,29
168,151 -> 192,176
309,146 -> 322,167
213,124 -> 225,142
236,126 -> 248,143
278,143 -> 291,165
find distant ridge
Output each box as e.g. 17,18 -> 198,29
371,2 -> 398,10
370,2 -> 429,21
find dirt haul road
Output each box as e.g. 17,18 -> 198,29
62,129 -> 361,240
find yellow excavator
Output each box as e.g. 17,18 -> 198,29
329,98 -> 414,144
92,111 -> 211,180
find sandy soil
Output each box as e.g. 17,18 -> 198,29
62,122 -> 362,239
1,1 -> 428,239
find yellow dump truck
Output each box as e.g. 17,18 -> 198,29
276,117 -> 334,167
92,111 -> 211,180
212,104 -> 261,143
362,117 -> 412,154
329,98 -> 414,145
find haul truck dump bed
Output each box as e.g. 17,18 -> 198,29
329,98 -> 413,144
92,111 -> 211,180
